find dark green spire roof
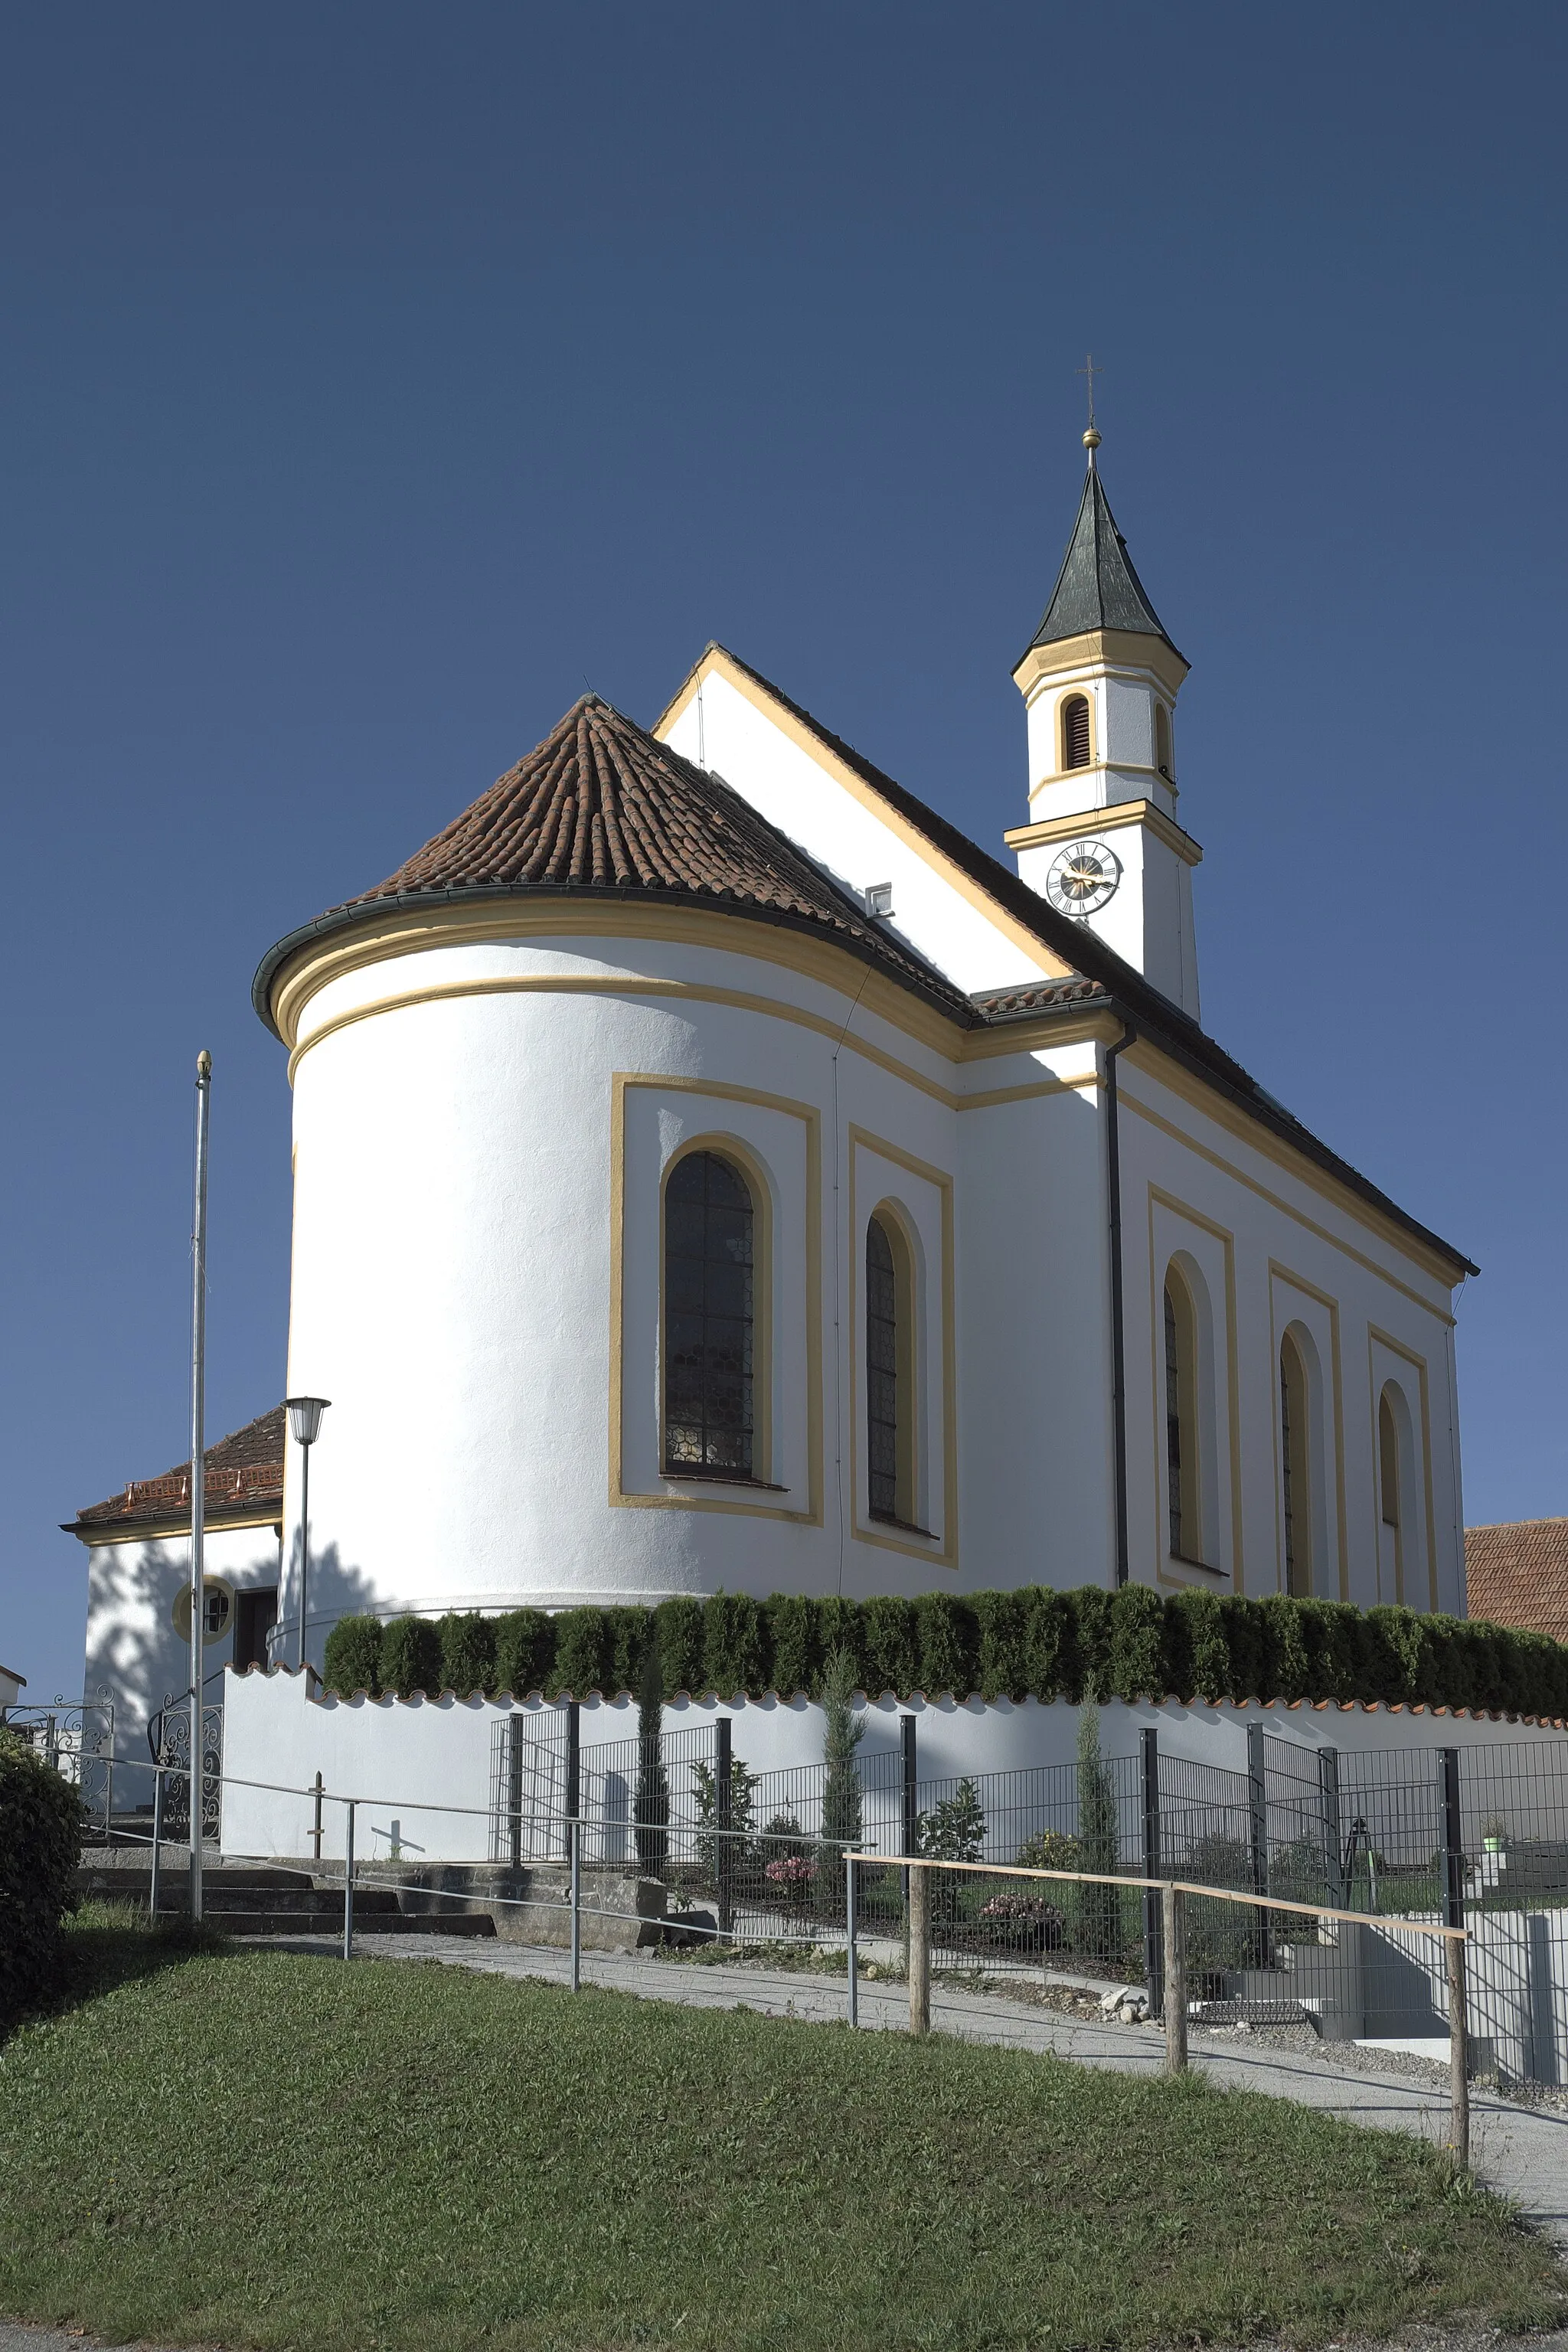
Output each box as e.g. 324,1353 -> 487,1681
1027,455 -> 1181,659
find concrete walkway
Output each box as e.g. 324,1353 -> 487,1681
250,1929 -> 1568,2243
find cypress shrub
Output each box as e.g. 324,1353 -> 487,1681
1318,1601 -> 1366,1704
1069,1587 -> 1113,1701
914,1592 -> 975,1698
1022,1586 -> 1075,1700
1257,1593 -> 1312,1703
861,1596 -> 918,1697
316,1586 -> 1568,1721
812,1598 -> 867,1691
975,1589 -> 1030,1700
765,1592 -> 815,1697
438,1611 -> 498,1697
322,1614 -> 383,1697
0,1730 -> 83,2025
495,1609 -> 557,1697
607,1606 -> 654,1699
653,1596 -> 705,1697
1222,1596 -> 1268,1702
1168,1589 -> 1228,1700
381,1615 -> 443,1698
553,1606 -> 615,1698
1107,1583 -> 1165,1701
703,1594 -> 769,1700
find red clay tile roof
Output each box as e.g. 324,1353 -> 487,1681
1465,1519 -> 1568,1643
318,694 -> 968,1018
253,665 -> 1474,1281
69,1406 -> 285,1536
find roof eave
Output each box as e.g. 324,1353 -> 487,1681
253,879 -> 976,1044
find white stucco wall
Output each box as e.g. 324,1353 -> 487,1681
82,1519 -> 283,1776
222,1665 -> 1567,1865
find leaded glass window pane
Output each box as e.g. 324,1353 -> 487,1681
1165,1282 -> 1184,1559
867,1215 -> 899,1521
664,1152 -> 754,1477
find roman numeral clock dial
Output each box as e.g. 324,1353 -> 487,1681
1044,838 -> 1122,917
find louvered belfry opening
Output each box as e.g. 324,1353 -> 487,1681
1062,694 -> 1091,769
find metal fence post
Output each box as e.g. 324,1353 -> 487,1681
846,1851 -> 859,2029
716,1717 -> 733,1936
909,1862 -> 931,2037
902,1710 -> 918,1970
1318,1746 -> 1345,1906
103,1752 -> 114,1842
507,1718 -> 524,1872
1441,1747 -> 1465,1932
565,1700 -> 580,1865
1142,1727 -> 1163,2016
1162,1883 -> 1187,2075
1246,1722 -> 1272,1967
342,1800 -> 356,1961
570,1816 -> 582,1994
312,1771 -> 324,1863
149,1767 -> 165,1917
1447,1932 -> 1470,2170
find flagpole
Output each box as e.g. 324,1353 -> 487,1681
189,1050 -> 212,1924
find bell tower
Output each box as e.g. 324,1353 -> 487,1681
1006,430 -> 1202,1017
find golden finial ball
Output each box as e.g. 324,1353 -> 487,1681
1083,426 -> 1102,450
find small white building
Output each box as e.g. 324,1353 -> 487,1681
0,1662 -> 25,1710
73,433 -> 1476,1749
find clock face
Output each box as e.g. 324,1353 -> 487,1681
1045,838 -> 1122,917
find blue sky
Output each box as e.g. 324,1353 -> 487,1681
3,4 -> 1565,1704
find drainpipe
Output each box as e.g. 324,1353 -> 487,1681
1105,1023 -> 1136,1588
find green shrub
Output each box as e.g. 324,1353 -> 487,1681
438,1612 -> 498,1697
552,1606 -> 616,1700
1015,1828 -> 1082,1873
765,1593 -> 816,1697
494,1609 -> 556,1697
380,1615 -> 443,1698
861,1596 -> 918,1698
319,1586 -> 1568,1720
914,1592 -> 975,1698
916,1779 -> 985,1862
703,1595 -> 767,1700
322,1614 -> 383,1697
653,1597 -> 705,1697
0,1730 -> 83,2024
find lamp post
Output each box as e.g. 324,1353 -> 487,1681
188,1051 -> 212,1924
286,1396 -> 330,1674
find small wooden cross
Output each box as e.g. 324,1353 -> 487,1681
1076,352 -> 1102,430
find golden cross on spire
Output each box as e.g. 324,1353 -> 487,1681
1076,352 -> 1102,463
1077,351 -> 1101,429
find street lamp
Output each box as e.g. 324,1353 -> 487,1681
286,1396 -> 331,1674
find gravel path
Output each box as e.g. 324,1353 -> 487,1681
238,1930 -> 1568,2243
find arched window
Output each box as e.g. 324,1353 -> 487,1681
867,1211 -> 916,1524
1155,702 -> 1173,779
1280,1332 -> 1312,1596
1378,1384 -> 1403,1599
664,1150 -> 754,1478
1164,1271 -> 1200,1562
1061,693 -> 1091,770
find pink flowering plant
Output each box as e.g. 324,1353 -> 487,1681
764,1855 -> 817,1890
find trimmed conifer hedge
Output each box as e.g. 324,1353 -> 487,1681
320,1585 -> 1568,1722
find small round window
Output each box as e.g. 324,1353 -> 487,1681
172,1579 -> 234,1644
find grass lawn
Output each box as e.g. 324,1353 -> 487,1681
0,1909 -> 1560,2352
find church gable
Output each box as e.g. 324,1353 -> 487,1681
655,644 -> 1080,998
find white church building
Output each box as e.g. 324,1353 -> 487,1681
70,432 -> 1475,1750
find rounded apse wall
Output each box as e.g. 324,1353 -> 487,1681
277,915 -> 965,1638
